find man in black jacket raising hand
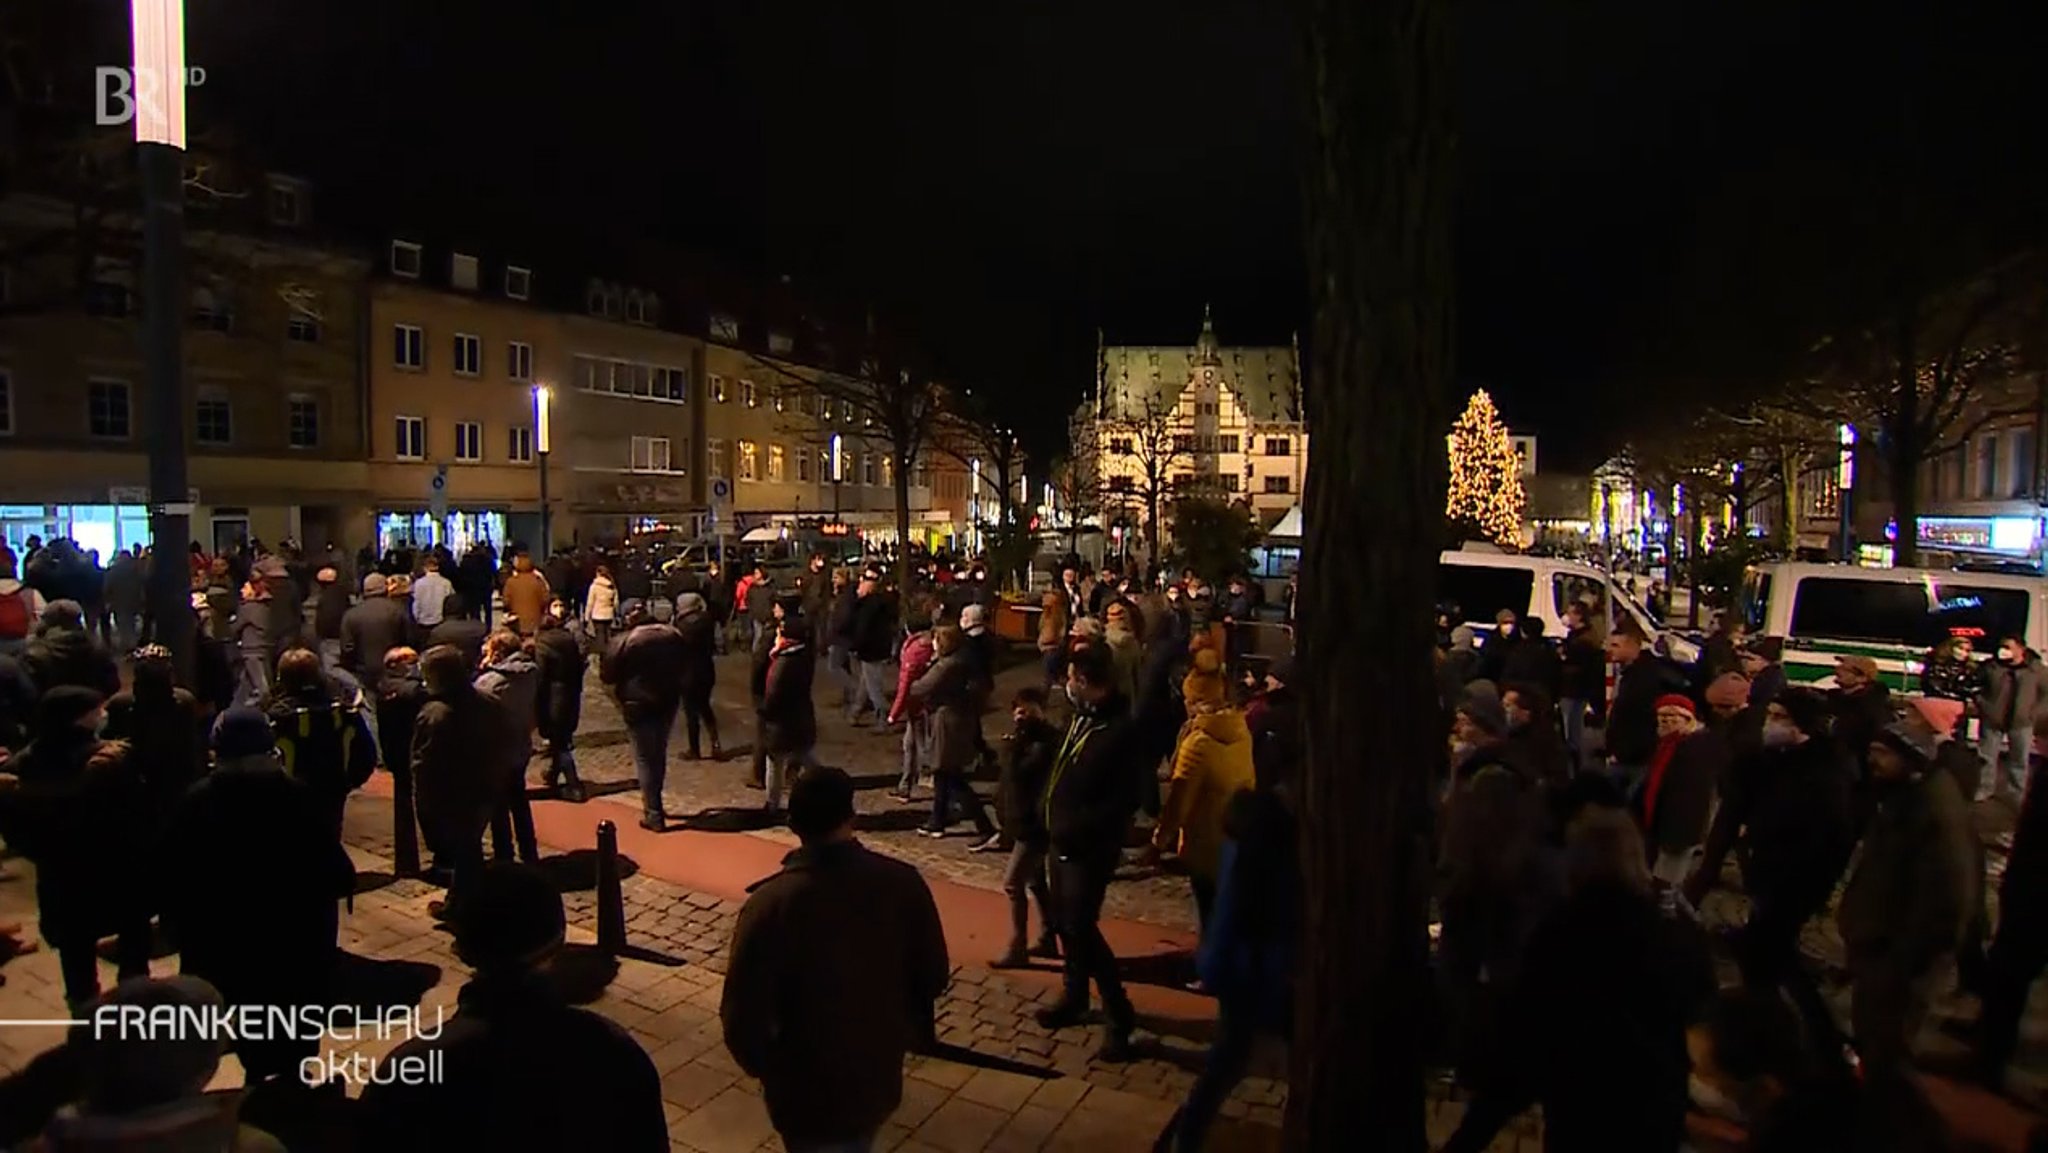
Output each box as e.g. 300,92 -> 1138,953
1036,641 -> 1143,1061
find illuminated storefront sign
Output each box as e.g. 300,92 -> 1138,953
1914,516 -> 2042,556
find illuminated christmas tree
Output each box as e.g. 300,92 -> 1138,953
1446,389 -> 1526,547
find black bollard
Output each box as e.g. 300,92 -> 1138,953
596,819 -> 626,954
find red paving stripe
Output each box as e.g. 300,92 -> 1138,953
360,773 -> 1214,1023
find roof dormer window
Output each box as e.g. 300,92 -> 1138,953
390,241 -> 422,279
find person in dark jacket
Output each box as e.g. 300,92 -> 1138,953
1974,709 -> 2048,1088
1497,615 -> 1563,705
722,768 -> 950,1152
475,630 -> 542,865
1244,655 -> 1301,791
360,863 -> 667,1153
993,686 -> 1061,967
1556,604 -> 1605,767
338,573 -> 411,697
825,570 -> 861,717
1838,720 -> 1977,1080
601,600 -> 688,831
1156,787 -> 1297,1153
376,646 -> 428,874
1036,641 -> 1143,1061
1442,807 -> 1715,1153
1740,636 -> 1790,708
1632,693 -> 1725,887
0,687 -> 151,1008
849,570 -> 899,731
1688,689 -> 1854,1052
674,592 -> 722,761
0,649 -> 35,754
426,591 -> 489,674
759,613 -> 819,815
1920,635 -> 1985,704
1604,624 -> 1686,781
256,554 -> 304,664
532,611 -> 587,802
456,546 -> 498,631
413,645 -> 508,921
1975,635 -> 2047,803
1500,682 -> 1573,793
263,647 -> 377,840
909,625 -> 997,840
311,566 -> 350,671
102,645 -> 204,835
20,600 -> 120,701
161,705 -> 355,1080
1829,653 -> 1893,786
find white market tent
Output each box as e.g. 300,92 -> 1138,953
1266,504 -> 1303,541
741,526 -> 784,544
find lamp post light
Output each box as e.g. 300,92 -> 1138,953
830,433 -> 844,519
970,458 -> 983,554
1838,423 -> 1857,562
533,385 -> 553,554
133,0 -> 193,680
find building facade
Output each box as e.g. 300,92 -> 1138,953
365,239 -> 561,554
1074,307 -> 1306,562
557,283 -> 706,542
0,180 -> 372,557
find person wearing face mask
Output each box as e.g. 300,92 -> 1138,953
1974,634 -> 2047,804
1827,654 -> 1891,783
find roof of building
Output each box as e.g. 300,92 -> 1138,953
1094,305 -> 1301,425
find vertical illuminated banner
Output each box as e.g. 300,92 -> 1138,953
130,0 -> 188,149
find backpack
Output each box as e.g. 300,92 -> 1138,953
0,589 -> 32,641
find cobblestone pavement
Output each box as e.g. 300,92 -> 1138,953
564,647 -> 1203,932
0,792 -> 1547,1153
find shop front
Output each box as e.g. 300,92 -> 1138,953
571,475 -> 696,549
1901,515 -> 2044,568
1,503 -> 154,559
374,509 -> 516,557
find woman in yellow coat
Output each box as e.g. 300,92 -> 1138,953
1150,644 -> 1255,933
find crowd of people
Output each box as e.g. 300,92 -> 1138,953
6,520 -> 2048,1151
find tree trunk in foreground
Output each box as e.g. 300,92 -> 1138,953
1286,0 -> 1452,1149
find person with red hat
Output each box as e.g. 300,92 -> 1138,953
1633,693 -> 1726,889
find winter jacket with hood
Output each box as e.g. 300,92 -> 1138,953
21,624 -> 120,700
760,639 -> 818,756
340,596 -> 412,690
1838,766 -> 1977,984
1043,692 -> 1141,856
999,715 -> 1059,844
601,622 -> 688,724
0,730 -> 149,945
584,574 -> 619,623
890,631 -> 936,722
1606,653 -> 1688,766
410,683 -> 506,830
531,624 -> 585,742
1156,706 -> 1256,879
474,650 -> 541,773
313,579 -> 350,641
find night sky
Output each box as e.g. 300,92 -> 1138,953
160,0 -> 2048,467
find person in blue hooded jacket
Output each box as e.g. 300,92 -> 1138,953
1154,786 -> 1297,1153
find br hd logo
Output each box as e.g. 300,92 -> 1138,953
95,65 -> 208,128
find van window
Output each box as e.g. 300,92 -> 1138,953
1439,563 -> 1534,624
1930,582 -> 2030,646
1787,577 -> 1932,647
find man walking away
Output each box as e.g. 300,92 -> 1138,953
1036,641 -> 1143,1061
312,566 -> 349,672
1839,721 -> 1977,1082
475,630 -> 542,864
500,549 -> 551,637
992,687 -> 1061,968
722,767 -> 950,1153
759,614 -> 819,815
674,592 -> 722,762
410,554 -> 454,631
533,609 -> 588,802
360,863 -> 667,1153
413,645 -> 507,922
601,599 -> 687,831
262,647 -> 377,841
850,568 -> 899,732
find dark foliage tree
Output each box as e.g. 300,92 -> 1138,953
1287,0 -> 1451,1147
1165,496 -> 1262,585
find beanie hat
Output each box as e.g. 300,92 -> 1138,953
211,706 -> 276,760
1876,720 -> 1937,767
70,976 -> 227,1115
1654,693 -> 1697,717
451,863 -> 566,971
38,685 -> 105,733
1909,696 -> 1965,740
1182,646 -> 1228,709
674,592 -> 707,620
1704,673 -> 1751,712
1457,684 -> 1509,737
361,572 -> 388,597
1775,688 -> 1830,737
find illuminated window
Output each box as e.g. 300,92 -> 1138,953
738,440 -> 759,481
768,444 -> 786,481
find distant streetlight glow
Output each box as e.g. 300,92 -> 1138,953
532,385 -> 552,453
1838,423 -> 1856,489
830,433 -> 844,482
130,0 -> 188,148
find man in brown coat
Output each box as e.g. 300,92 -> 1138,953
721,767 -> 950,1150
499,550 -> 551,637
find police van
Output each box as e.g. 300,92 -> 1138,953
1739,561 -> 2048,692
1439,546 -> 1696,662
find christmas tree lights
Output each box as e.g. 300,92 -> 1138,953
1446,389 -> 1526,547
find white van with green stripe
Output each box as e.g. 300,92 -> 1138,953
1739,562 -> 2047,693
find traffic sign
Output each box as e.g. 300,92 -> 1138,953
709,477 -> 733,509
429,464 -> 449,522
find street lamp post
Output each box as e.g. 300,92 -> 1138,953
830,433 -> 844,519
970,458 -> 982,554
133,0 -> 193,680
1838,423 -> 1857,562
533,385 -> 553,554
